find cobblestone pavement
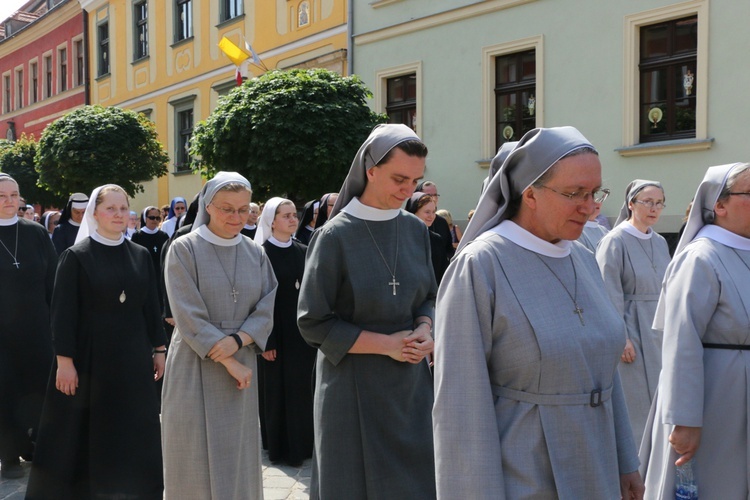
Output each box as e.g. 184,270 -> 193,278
0,451 -> 311,500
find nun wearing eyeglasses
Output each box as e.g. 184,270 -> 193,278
639,163 -> 750,499
595,180 -> 670,444
161,172 -> 277,500
433,127 -> 643,499
298,124 -> 436,499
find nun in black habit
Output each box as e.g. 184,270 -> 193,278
27,184 -> 166,499
0,174 -> 57,479
131,206 -> 170,275
51,192 -> 89,255
294,199 -> 318,245
254,197 -> 315,466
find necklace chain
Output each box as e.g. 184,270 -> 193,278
364,218 -> 400,296
635,236 -> 658,272
535,254 -> 584,326
211,244 -> 240,303
0,222 -> 20,268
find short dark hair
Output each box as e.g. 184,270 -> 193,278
378,139 -> 428,166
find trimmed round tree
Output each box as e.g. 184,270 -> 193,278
0,135 -> 67,208
36,105 -> 169,198
190,68 -> 387,202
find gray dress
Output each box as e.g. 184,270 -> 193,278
433,231 -> 639,499
596,225 -> 670,443
640,237 -> 750,499
162,231 -> 277,500
298,211 -> 437,500
578,221 -> 608,252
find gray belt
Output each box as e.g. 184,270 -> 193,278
624,294 -> 660,301
491,384 -> 613,408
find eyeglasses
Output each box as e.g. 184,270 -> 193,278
17,206 -> 28,212
633,200 -> 666,210
146,215 -> 161,221
539,185 -> 610,204
211,203 -> 251,217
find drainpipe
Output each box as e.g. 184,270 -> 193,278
347,0 -> 353,75
82,9 -> 90,104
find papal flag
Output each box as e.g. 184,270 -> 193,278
219,36 -> 250,67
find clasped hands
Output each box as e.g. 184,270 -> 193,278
208,333 -> 254,391
389,322 -> 433,364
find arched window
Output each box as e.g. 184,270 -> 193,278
298,1 -> 310,27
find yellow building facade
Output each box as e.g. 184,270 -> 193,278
78,0 -> 348,209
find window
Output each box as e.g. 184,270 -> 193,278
75,39 -> 84,86
3,75 -> 10,113
134,1 -> 148,60
30,62 -> 38,104
494,50 -> 535,149
298,1 -> 310,27
16,69 -> 23,109
175,107 -> 194,171
59,47 -> 67,92
386,74 -> 417,132
639,16 -> 697,143
44,55 -> 52,98
221,0 -> 242,22
98,22 -> 110,77
175,0 -> 193,42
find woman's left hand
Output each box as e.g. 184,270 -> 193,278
619,470 -> 645,500
208,336 -> 240,362
153,352 -> 166,381
402,323 -> 434,364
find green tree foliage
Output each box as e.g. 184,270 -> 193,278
190,69 -> 387,202
36,105 -> 170,198
0,135 -> 67,208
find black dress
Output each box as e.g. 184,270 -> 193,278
0,219 -> 56,464
26,238 -> 166,500
428,229 -> 449,285
131,229 -> 169,275
51,221 -> 80,255
260,239 -> 315,465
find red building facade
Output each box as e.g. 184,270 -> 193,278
0,0 -> 86,141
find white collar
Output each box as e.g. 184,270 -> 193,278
91,230 -> 125,246
305,225 -> 314,231
140,226 -> 159,235
695,224 -> 750,251
490,220 -> 572,258
621,220 -> 653,239
584,220 -> 600,228
268,235 -> 292,248
196,224 -> 242,246
244,223 -> 257,230
69,219 -> 81,227
341,197 -> 400,221
0,216 -> 18,226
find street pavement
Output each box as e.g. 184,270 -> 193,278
0,451 -> 311,500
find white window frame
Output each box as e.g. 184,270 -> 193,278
480,35 -> 543,165
375,61 -> 423,137
620,0 -> 709,156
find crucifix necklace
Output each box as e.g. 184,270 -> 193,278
212,244 -> 240,303
535,254 -> 585,326
0,222 -> 20,269
364,218 -> 399,296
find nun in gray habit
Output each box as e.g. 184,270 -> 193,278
596,180 -> 671,445
640,163 -> 750,499
161,172 -> 277,500
298,124 -> 437,500
433,126 -> 642,499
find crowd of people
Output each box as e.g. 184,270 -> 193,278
0,123 -> 748,499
